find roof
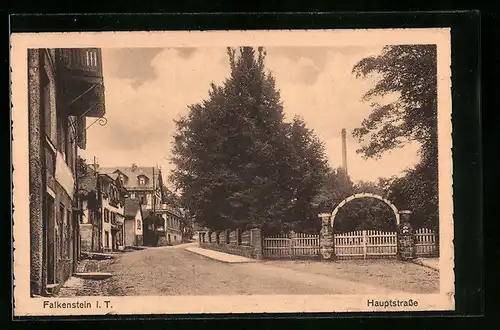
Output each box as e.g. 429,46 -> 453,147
98,165 -> 162,191
124,198 -> 142,218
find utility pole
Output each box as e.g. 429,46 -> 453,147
94,156 -> 102,253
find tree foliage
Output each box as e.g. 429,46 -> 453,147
352,45 -> 438,229
76,156 -> 89,178
170,47 -> 328,232
313,167 -> 355,212
334,198 -> 397,233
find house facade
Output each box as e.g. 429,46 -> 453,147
28,48 -> 106,296
78,168 -> 127,253
123,199 -> 144,247
98,165 -> 183,246
99,174 -> 127,252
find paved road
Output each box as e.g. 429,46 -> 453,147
96,244 -> 409,296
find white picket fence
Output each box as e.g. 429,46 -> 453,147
415,227 -> 438,257
334,230 -> 397,259
263,232 -> 320,258
262,228 -> 437,260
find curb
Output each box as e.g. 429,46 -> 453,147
411,259 -> 439,271
185,247 -> 258,264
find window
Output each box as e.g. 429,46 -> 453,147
130,193 -> 135,199
42,75 -> 53,140
136,219 -> 142,231
57,115 -> 68,162
104,209 -> 110,223
138,177 -> 146,185
140,196 -> 146,204
105,231 -> 109,248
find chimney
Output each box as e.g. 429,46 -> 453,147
131,163 -> 137,171
341,129 -> 348,175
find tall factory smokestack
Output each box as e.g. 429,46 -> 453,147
341,128 -> 348,175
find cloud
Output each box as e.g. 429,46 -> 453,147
82,46 -> 420,186
81,47 -> 230,179
102,48 -> 164,88
264,46 -> 420,182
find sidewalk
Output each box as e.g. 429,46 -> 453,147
185,247 -> 258,263
412,257 -> 439,271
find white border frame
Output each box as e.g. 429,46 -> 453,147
11,29 -> 454,316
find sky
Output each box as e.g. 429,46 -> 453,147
79,46 -> 421,186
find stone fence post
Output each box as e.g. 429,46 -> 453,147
250,228 -> 263,260
319,213 -> 335,260
236,228 -> 241,245
397,210 -> 416,261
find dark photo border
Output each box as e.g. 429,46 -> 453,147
9,11 -> 482,322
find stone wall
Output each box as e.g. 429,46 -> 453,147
28,49 -> 44,296
199,228 -> 263,260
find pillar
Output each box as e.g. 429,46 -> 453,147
250,228 -> 263,260
236,228 -> 241,245
397,210 -> 416,261
319,213 -> 335,260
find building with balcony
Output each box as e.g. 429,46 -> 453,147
98,164 -> 183,246
78,167 -> 127,253
28,48 -> 106,296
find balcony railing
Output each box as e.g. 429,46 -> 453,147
55,48 -> 106,118
141,203 -> 181,216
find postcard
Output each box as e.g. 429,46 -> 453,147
11,29 -> 454,316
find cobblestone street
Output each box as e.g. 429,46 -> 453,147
57,243 -> 439,296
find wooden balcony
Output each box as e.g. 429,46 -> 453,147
55,48 -> 106,118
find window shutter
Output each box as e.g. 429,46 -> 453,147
76,117 -> 87,150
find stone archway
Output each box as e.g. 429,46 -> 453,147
330,193 -> 400,227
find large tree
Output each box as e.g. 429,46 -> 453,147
170,47 -> 328,232
352,45 -> 438,229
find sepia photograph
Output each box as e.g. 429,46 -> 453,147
12,29 -> 454,315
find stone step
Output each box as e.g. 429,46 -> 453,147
73,272 -> 113,280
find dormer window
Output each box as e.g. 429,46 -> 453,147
138,175 -> 148,185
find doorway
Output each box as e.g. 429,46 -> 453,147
72,212 -> 79,272
44,194 -> 56,284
